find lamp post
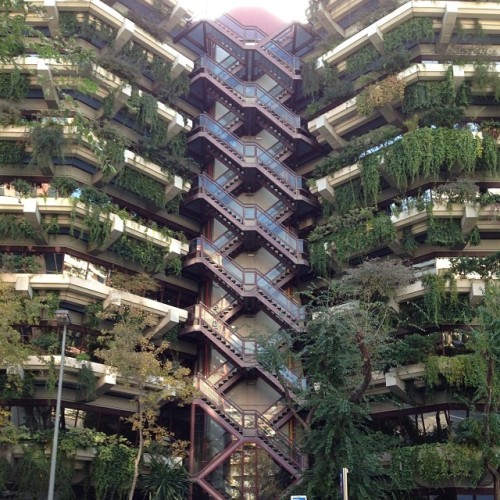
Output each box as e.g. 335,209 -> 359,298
48,309 -> 70,500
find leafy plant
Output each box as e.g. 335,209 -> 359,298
140,458 -> 190,500
11,178 -> 32,196
110,236 -> 165,273
77,362 -> 96,402
116,167 -> 167,208
29,122 -> 64,169
0,69 -> 29,100
51,177 -> 79,197
94,441 -> 135,500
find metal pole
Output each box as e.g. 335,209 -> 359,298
342,467 -> 349,500
48,319 -> 68,500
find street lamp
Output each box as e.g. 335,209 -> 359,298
48,309 -> 70,500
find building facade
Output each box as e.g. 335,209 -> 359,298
1,0 -> 500,497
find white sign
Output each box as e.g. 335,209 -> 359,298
291,496 -> 307,500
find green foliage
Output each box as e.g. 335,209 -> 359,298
140,458 -> 190,500
94,441 -> 135,500
330,180 -> 364,215
79,186 -> 110,207
59,12 -> 117,44
0,372 -> 35,399
403,68 -> 470,115
383,333 -> 438,366
0,70 -> 29,100
0,253 -> 42,272
450,252 -> 500,279
165,257 -> 182,276
0,214 -> 37,240
315,124 -> 400,177
346,45 -> 379,76
29,122 -> 65,169
51,176 -> 79,196
360,153 -> 381,204
384,18 -> 435,54
11,178 -> 32,196
384,127 -> 483,190
116,167 -> 167,207
425,354 -> 486,389
392,443 -> 484,487
0,140 -> 25,164
110,236 -> 165,273
77,362 -> 96,401
309,208 -> 396,272
426,218 -> 465,247
17,446 -> 75,499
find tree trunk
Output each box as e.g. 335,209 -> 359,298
486,463 -> 500,500
129,400 -> 143,500
349,331 -> 372,403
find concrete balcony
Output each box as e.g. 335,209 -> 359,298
0,196 -> 189,258
0,57 -> 193,136
308,63 -> 488,146
27,0 -> 194,74
314,0 -> 500,66
0,123 -> 192,197
3,355 -> 177,409
3,273 -> 188,331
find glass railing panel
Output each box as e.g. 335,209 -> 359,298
262,41 -> 300,69
213,230 -> 237,249
215,169 -> 237,187
265,263 -> 286,281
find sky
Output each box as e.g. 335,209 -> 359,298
180,0 -> 309,23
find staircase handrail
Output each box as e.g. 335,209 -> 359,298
214,15 -> 300,70
189,303 -> 258,361
196,114 -> 305,193
196,376 -> 303,467
215,14 -> 267,43
196,56 -> 300,129
194,173 -> 305,256
189,236 -> 305,321
188,302 -> 306,389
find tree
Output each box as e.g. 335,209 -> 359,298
95,305 -> 193,500
258,258 -> 415,498
451,282 -> 500,499
0,281 -> 59,365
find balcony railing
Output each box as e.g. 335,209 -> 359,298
196,376 -> 303,469
214,14 -> 300,71
187,303 -> 305,388
195,115 -> 306,193
192,174 -> 305,257
188,237 -> 306,324
196,56 -> 300,130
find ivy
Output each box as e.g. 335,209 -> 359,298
384,127 -> 483,190
59,12 -> 117,45
384,18 -> 435,54
0,214 -> 37,240
77,362 -> 96,401
425,354 -> 486,389
0,69 -> 29,100
116,167 -> 167,208
309,207 -> 395,271
426,218 -> 464,247
392,443 -> 484,487
29,122 -> 65,169
94,441 -> 135,500
359,153 -> 380,205
110,236 -> 165,273
345,45 -> 379,76
357,75 -> 406,116
315,124 -> 400,177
